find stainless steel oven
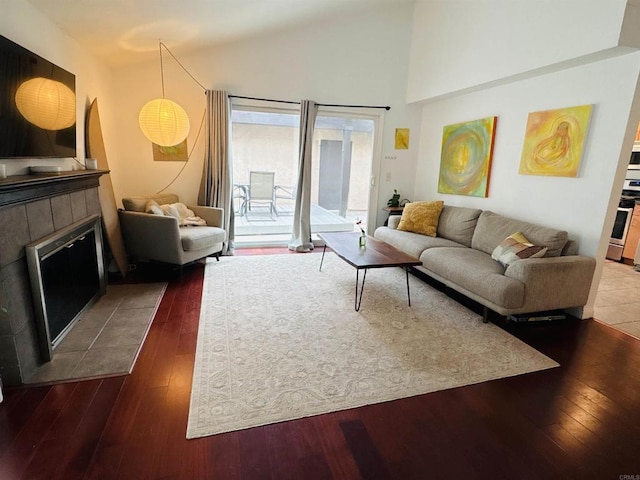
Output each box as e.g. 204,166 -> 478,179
610,207 -> 633,247
630,144 -> 640,170
607,179 -> 640,260
607,207 -> 633,260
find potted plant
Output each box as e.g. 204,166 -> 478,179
387,189 -> 401,208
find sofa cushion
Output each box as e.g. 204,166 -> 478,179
471,211 -> 568,257
420,247 -> 525,309
436,205 -> 483,247
491,232 -> 548,266
397,200 -> 444,237
180,226 -> 225,251
374,227 -> 465,259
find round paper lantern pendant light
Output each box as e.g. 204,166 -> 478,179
15,77 -> 76,130
139,98 -> 190,147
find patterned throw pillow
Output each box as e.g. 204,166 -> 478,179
397,200 -> 444,237
491,232 -> 548,267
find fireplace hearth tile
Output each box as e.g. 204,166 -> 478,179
74,307 -> 115,331
55,327 -> 103,353
72,345 -> 140,378
0,205 -> 30,267
86,188 -> 101,216
0,284 -> 9,335
117,283 -> 168,309
23,282 -> 165,385
91,321 -> 151,349
26,351 -> 86,384
50,194 -> 73,230
14,319 -> 39,380
26,199 -> 54,242
2,260 -> 34,334
70,191 -> 88,222
0,362 -> 21,385
0,334 -> 17,363
108,308 -> 160,327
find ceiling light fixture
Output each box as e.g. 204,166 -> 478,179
139,41 -> 190,147
15,77 -> 76,130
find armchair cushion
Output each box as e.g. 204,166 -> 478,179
180,226 -> 226,251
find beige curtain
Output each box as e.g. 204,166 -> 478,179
288,100 -> 317,252
198,89 -> 234,254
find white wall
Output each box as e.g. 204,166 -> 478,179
107,3 -> 421,228
0,0 -> 114,174
415,54 -> 640,254
407,0 -> 640,318
407,0 -> 634,102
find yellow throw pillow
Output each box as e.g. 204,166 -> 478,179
397,200 -> 444,237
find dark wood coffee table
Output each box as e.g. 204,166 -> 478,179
318,232 -> 422,311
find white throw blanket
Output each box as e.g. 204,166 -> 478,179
146,200 -> 207,226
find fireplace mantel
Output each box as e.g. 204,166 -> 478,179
0,170 -> 107,209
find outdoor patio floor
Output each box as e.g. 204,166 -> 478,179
235,203 -> 357,236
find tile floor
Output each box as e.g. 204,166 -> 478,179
26,283 -> 166,384
594,260 -> 640,339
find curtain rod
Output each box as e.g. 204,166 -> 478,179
229,94 -> 390,111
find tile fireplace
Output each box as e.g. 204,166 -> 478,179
0,170 -> 106,385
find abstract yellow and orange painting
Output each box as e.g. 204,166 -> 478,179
519,104 -> 592,177
438,117 -> 497,197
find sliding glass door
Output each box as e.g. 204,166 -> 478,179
231,104 -> 381,243
231,107 -> 300,237
311,112 -> 376,233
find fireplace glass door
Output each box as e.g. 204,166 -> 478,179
40,230 -> 100,342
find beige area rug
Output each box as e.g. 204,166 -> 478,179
187,254 -> 558,439
26,283 -> 166,384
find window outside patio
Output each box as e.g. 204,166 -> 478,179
231,109 -> 374,246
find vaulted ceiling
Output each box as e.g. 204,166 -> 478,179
27,0 -> 412,67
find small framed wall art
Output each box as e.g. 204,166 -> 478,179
519,104 -> 592,177
153,139 -> 188,161
395,128 -> 410,149
438,116 -> 497,197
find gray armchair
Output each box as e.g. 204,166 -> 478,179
118,193 -> 226,268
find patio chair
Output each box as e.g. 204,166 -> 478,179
274,185 -> 296,215
248,171 -> 277,219
233,184 -> 249,217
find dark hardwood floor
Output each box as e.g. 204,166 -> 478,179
1,248 -> 639,479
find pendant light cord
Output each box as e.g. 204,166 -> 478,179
156,107 -> 206,194
159,41 -> 165,97
160,42 -> 206,92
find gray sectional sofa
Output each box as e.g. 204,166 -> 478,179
374,205 -> 596,320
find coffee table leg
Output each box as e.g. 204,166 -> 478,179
355,268 -> 367,311
406,267 -> 411,307
319,244 -> 327,271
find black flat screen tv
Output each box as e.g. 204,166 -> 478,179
0,34 -> 76,158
